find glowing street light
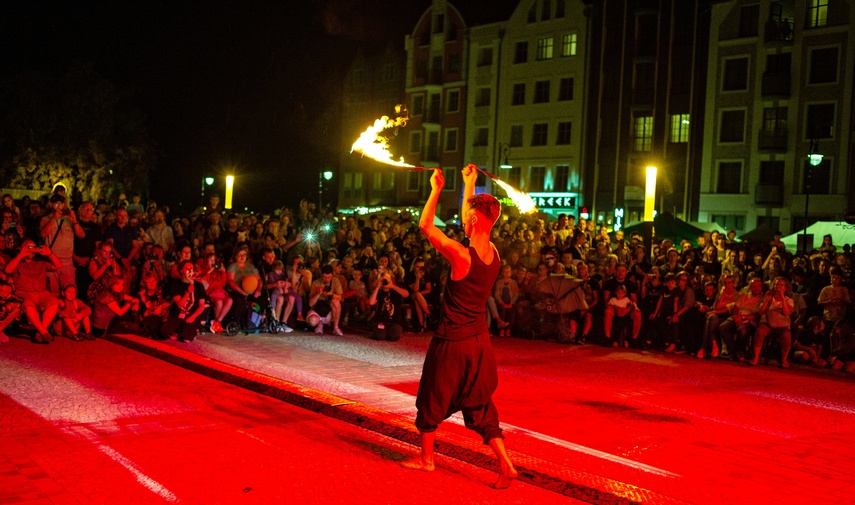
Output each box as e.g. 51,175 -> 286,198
319,170 -> 334,209
201,176 -> 214,208
643,165 -> 657,257
225,175 -> 234,209
802,139 -> 823,254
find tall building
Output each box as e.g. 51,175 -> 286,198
582,0 -> 711,227
467,0 -> 589,220
699,0 -> 855,235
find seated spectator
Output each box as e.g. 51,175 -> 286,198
199,252 -> 232,332
225,245 -> 262,326
56,284 -> 94,341
793,316 -> 826,367
92,276 -> 139,337
307,264 -> 343,336
368,271 -> 409,341
265,259 -> 294,332
607,284 -> 637,347
649,273 -> 679,351
87,242 -> 123,305
162,260 -> 207,342
137,272 -> 170,338
6,241 -> 63,344
348,269 -> 370,321
699,275 -> 738,358
0,283 -> 22,344
751,277 -> 794,367
718,277 -> 765,361
602,264 -> 642,346
406,258 -> 434,332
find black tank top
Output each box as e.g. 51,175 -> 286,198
436,245 -> 500,341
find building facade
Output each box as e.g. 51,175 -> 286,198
699,0 -> 855,235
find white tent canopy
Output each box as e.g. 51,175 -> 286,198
781,221 -> 855,251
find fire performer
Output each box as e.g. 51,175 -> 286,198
401,164 -> 518,489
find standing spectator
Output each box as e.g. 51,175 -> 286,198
6,240 -> 63,343
817,267 -> 850,325
492,264 -> 518,337
602,264 -> 642,346
40,194 -> 84,294
407,258 -> 434,332
126,194 -> 144,215
146,210 -> 175,253
104,208 -> 137,262
72,202 -> 101,300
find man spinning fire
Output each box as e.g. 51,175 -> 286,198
401,164 -> 518,489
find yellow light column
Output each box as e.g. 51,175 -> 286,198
225,175 -> 234,209
644,166 -> 657,222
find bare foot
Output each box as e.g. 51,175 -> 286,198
491,466 -> 519,489
780,360 -> 790,368
401,457 -> 435,472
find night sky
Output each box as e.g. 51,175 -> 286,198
1,0 -> 518,213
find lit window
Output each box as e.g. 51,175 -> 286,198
809,0 -> 828,28
634,116 -> 653,151
561,33 -> 577,57
537,37 -> 554,60
670,114 -> 690,143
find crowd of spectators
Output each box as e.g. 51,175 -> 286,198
1,187 -> 853,375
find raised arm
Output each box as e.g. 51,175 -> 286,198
419,169 -> 465,262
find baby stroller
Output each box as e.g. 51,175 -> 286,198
222,277 -> 284,336
533,274 -> 588,343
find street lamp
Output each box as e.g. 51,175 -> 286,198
201,177 -> 214,208
499,143 -> 512,170
643,166 -> 657,258
802,139 -> 823,254
225,175 -> 234,210
319,170 -> 333,209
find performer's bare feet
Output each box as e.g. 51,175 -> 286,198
491,465 -> 519,489
400,456 -> 435,472
488,437 -> 518,489
401,431 -> 436,472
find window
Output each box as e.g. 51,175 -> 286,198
634,116 -> 653,151
528,2 -> 536,23
717,162 -> 743,193
806,103 -> 835,138
476,88 -> 491,107
537,37 -> 553,60
444,129 -> 458,152
561,33 -> 577,56
407,171 -> 420,191
553,165 -> 569,191
555,0 -> 565,18
478,47 -> 493,67
532,124 -> 549,146
381,63 -> 395,82
719,109 -> 746,143
409,131 -> 422,154
738,4 -> 759,37
446,89 -> 460,113
530,166 -> 546,192
763,106 -> 787,133
766,52 -> 791,74
426,131 -> 439,160
428,93 -> 441,121
759,160 -> 784,185
809,0 -> 828,28
507,166 -> 521,188
474,128 -> 489,147
514,41 -> 529,63
712,214 -> 746,231
512,83 -> 526,105
809,47 -> 839,84
558,77 -> 574,100
635,62 -> 654,92
434,14 -> 444,34
412,95 -> 424,115
804,158 -> 831,194
542,0 -> 551,21
670,114 -> 690,143
534,80 -> 550,103
448,53 -> 461,74
415,58 -> 428,80
343,172 -> 363,198
556,122 -> 572,145
442,167 -> 457,191
723,57 -> 749,91
509,125 -> 523,147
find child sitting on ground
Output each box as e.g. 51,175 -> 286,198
56,284 -> 94,341
607,284 -> 636,347
349,269 -> 369,321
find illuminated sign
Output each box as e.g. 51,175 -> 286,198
614,208 -> 625,231
527,192 -> 577,210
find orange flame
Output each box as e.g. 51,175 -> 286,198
350,105 -> 415,168
351,106 -> 537,214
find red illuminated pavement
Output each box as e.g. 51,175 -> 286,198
3,327 -> 855,505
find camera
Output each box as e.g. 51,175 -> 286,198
297,263 -> 305,270
381,278 -> 389,286
61,208 -> 71,216
8,222 -> 16,228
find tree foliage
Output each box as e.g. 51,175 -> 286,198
0,62 -> 154,203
